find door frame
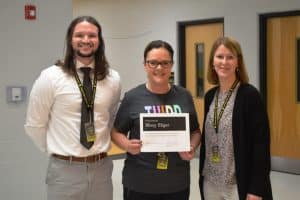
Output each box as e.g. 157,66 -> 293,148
259,10 -> 300,174
259,10 -> 300,103
177,18 -> 224,87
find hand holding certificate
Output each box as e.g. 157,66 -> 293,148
140,113 -> 190,152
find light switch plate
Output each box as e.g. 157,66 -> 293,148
6,86 -> 27,103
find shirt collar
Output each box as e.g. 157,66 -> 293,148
75,60 -> 95,70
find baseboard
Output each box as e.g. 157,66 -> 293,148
271,156 -> 300,175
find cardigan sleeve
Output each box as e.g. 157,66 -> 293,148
245,86 -> 271,197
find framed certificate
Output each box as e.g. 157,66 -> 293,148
140,113 -> 190,152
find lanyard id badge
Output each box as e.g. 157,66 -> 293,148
211,145 -> 221,163
84,109 -> 96,142
157,152 -> 168,170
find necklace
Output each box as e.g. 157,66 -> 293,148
213,79 -> 239,133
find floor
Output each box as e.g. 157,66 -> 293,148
112,158 -> 300,200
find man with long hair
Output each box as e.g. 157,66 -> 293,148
25,16 -> 121,200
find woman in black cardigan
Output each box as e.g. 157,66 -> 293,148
199,37 -> 272,200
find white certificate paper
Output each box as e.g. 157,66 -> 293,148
140,113 -> 190,152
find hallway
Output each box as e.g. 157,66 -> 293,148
112,158 -> 300,200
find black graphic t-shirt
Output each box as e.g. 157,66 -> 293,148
114,84 -> 199,193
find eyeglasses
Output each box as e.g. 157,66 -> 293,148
145,60 -> 173,68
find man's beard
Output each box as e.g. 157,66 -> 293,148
75,49 -> 96,58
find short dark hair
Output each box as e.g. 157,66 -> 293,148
143,40 -> 174,61
56,16 -> 109,80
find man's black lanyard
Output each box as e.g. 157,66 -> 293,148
74,69 -> 97,109
213,79 -> 239,133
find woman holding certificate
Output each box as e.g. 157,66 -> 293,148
112,40 -> 201,200
199,36 -> 273,200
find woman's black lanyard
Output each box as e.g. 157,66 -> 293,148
74,70 -> 97,109
213,79 -> 239,133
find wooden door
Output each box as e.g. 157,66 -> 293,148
184,22 -> 223,127
267,15 -> 300,160
108,143 -> 124,156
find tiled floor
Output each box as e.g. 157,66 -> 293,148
112,158 -> 300,200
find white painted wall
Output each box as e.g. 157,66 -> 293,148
1,0 -> 300,199
0,0 -> 72,199
73,0 -> 300,95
